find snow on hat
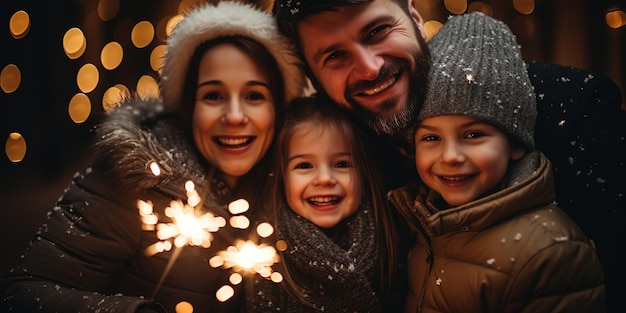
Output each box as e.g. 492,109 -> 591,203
159,1 -> 307,112
419,12 -> 537,149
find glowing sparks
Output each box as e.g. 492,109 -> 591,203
149,161 -> 161,176
209,219 -> 283,302
214,240 -> 278,273
137,163 -> 283,302
139,180 -> 226,257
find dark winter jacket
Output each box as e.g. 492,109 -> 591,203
388,152 -> 605,313
0,97 -> 258,313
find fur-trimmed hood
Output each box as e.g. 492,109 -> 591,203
160,1 -> 308,112
93,96 -> 208,197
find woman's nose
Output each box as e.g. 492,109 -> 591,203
220,99 -> 249,125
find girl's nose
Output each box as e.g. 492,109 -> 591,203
313,165 -> 337,186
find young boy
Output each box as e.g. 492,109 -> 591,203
388,12 -> 605,313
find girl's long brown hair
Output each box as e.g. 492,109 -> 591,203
269,94 -> 399,306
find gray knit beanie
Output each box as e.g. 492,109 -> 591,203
419,12 -> 537,149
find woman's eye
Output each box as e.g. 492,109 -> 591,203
201,92 -> 221,101
246,92 -> 266,101
336,160 -> 352,168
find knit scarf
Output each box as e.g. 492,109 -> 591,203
252,204 -> 380,312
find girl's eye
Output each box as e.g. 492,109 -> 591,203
294,162 -> 312,169
336,160 -> 352,168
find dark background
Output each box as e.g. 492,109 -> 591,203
2,0 -> 625,310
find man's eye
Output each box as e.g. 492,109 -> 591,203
325,50 -> 347,64
366,25 -> 390,41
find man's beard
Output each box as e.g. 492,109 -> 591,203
348,36 -> 431,136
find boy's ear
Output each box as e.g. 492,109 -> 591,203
511,147 -> 526,161
408,0 -> 427,39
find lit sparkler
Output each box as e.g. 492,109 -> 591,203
209,206 -> 283,302
138,180 -> 226,257
138,162 -> 283,304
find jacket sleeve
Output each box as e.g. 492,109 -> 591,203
0,160 -> 163,313
504,233 -> 605,312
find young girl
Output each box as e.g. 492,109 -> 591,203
388,12 -> 605,313
251,94 -> 401,312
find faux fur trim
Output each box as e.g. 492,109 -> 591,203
93,96 -> 170,189
160,1 -> 308,112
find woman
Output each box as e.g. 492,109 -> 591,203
0,2 -> 307,313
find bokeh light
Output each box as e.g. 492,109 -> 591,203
166,15 -> 184,37
9,10 -> 30,39
63,27 -> 87,59
136,75 -> 159,98
131,21 -> 155,48
102,84 -> 130,112
606,10 -> 626,29
98,0 -> 120,21
174,301 -> 193,313
1,64 -> 21,94
444,0 -> 468,15
424,20 -> 443,42
151,44 -> 167,73
101,41 -> 124,70
467,1 -> 493,15
68,93 -> 92,123
256,222 -> 274,238
5,132 -> 26,163
513,0 -> 535,15
77,63 -> 99,93
216,285 -> 234,302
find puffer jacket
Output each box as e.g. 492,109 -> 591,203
0,96 -> 253,313
388,152 -> 605,313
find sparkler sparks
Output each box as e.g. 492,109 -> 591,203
138,180 -> 226,257
209,207 -> 283,302
138,162 -> 283,303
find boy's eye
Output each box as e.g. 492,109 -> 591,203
466,131 -> 484,139
421,134 -> 439,142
